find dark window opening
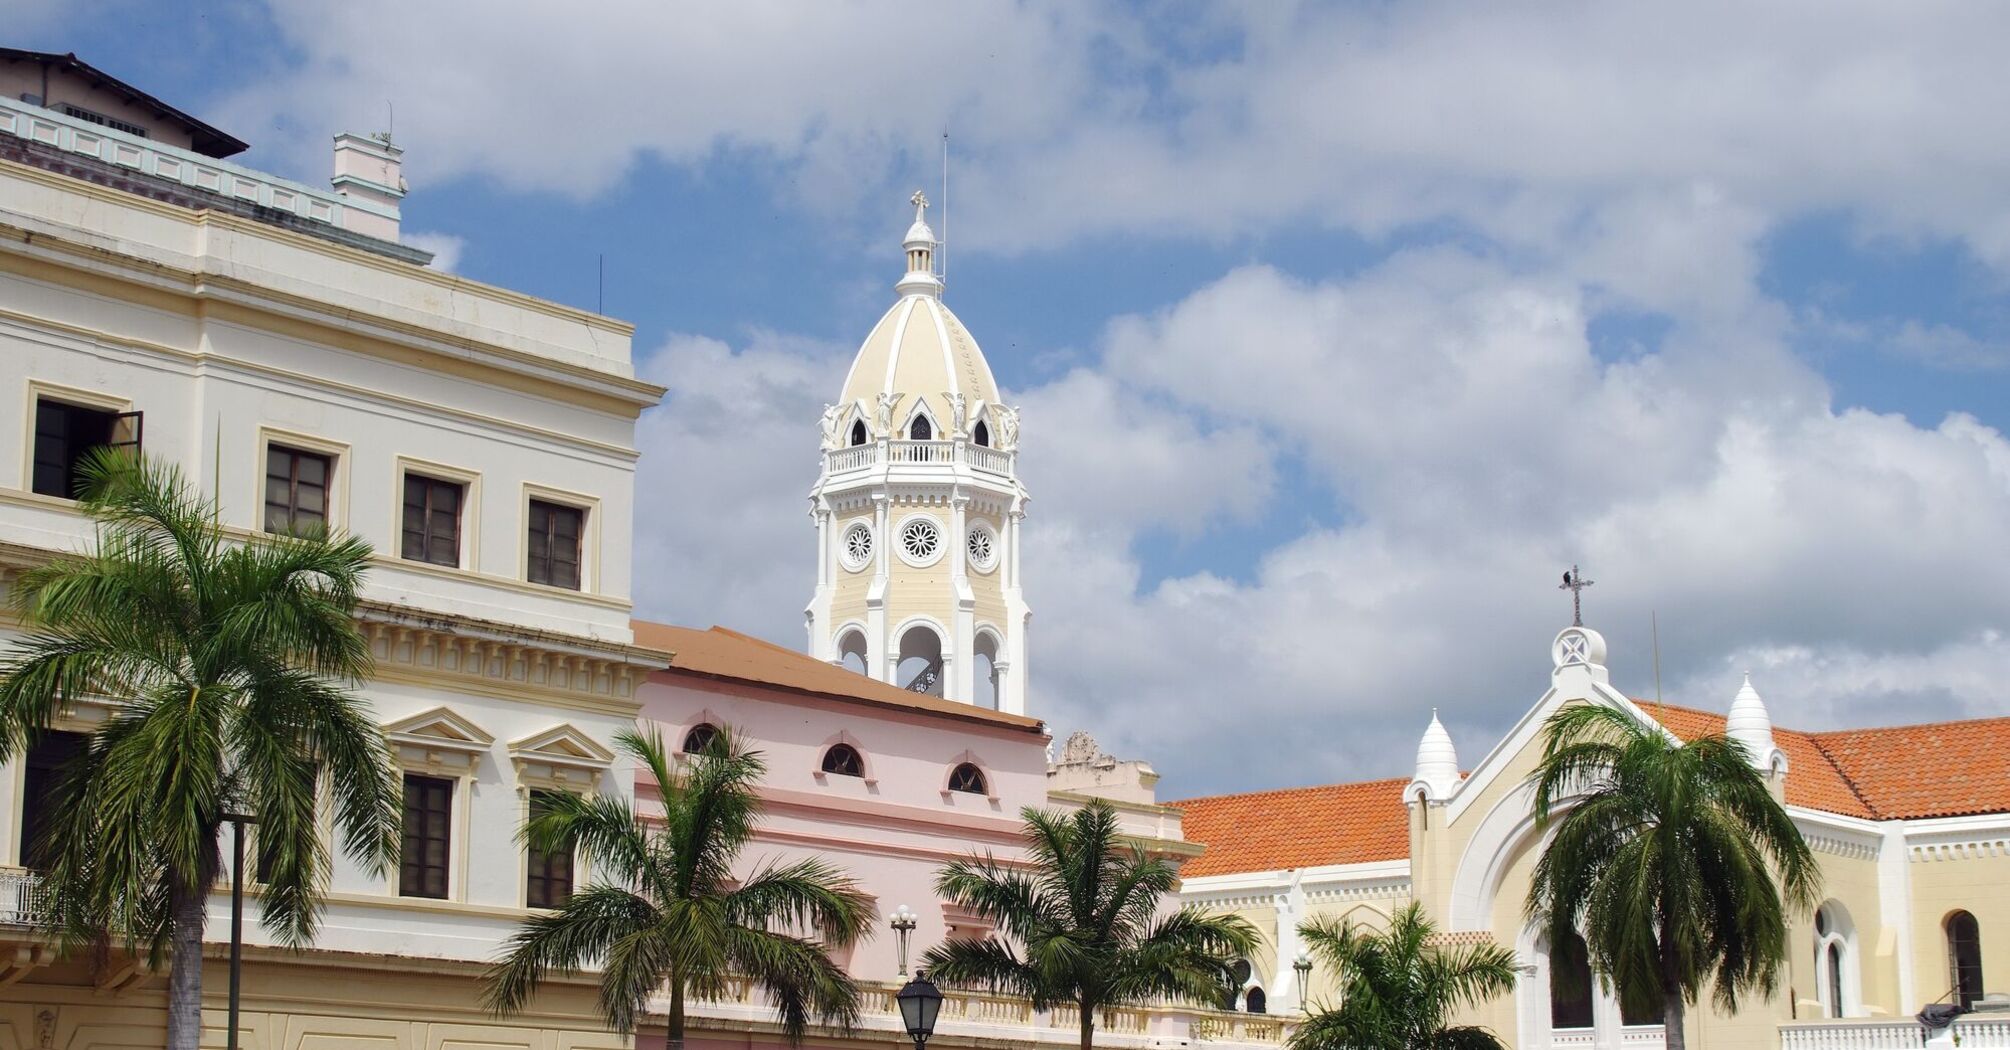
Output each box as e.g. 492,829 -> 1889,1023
399,773 -> 453,899
973,420 -> 990,447
948,762 -> 987,795
525,789 -> 575,909
32,400 -> 139,498
401,474 -> 465,567
1948,911 -> 1984,1011
821,743 -> 864,777
850,420 -> 868,446
55,103 -> 148,138
527,499 -> 584,590
265,446 -> 331,535
20,730 -> 87,870
1826,942 -> 1845,1018
1549,930 -> 1595,1030
909,416 -> 932,440
1244,987 -> 1267,1014
682,723 -> 720,755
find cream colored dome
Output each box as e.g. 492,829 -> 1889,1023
836,195 -> 1002,433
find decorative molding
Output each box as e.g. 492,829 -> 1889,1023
360,618 -> 651,710
383,705 -> 493,773
1909,837 -> 2010,862
508,722 -> 615,792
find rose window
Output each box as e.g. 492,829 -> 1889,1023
967,523 -> 998,571
840,522 -> 873,571
900,518 -> 941,564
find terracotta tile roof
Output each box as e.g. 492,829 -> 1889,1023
1636,702 -> 1876,819
1169,777 -> 1413,878
630,620 -> 1045,734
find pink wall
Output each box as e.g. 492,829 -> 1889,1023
633,670 -> 1052,982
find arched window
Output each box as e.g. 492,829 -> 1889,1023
1827,942 -> 1845,1018
1244,987 -> 1267,1014
1948,911 -> 1984,1010
948,762 -> 986,795
973,420 -> 990,447
681,723 -> 719,755
821,743 -> 864,778
1549,930 -> 1595,1030
849,420 -> 867,446
1814,901 -> 1856,1019
909,416 -> 932,440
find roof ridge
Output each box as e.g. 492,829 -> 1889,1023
1171,774 -> 1411,808
1803,738 -> 1884,820
1807,713 -> 2010,740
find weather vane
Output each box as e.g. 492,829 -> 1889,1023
1560,565 -> 1593,627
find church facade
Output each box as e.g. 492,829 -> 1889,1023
1174,623 -> 2010,1049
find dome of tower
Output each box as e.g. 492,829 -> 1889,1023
1410,710 -> 1461,801
1727,672 -> 1785,774
835,194 -> 1004,442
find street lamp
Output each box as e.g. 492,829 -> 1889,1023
221,811 -> 259,1050
1292,950 -> 1313,1014
896,970 -> 943,1049
890,904 -> 919,976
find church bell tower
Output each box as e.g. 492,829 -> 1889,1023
804,193 -> 1031,714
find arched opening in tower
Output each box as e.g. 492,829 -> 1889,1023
973,632 -> 1001,710
835,629 -> 869,676
896,625 -> 945,696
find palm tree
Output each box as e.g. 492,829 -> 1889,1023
1289,901 -> 1517,1050
484,726 -> 870,1049
1527,703 -> 1819,1050
0,450 -> 404,1050
922,800 -> 1260,1050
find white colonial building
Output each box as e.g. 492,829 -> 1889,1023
803,193 -> 1031,715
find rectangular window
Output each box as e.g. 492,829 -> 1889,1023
398,773 -> 453,899
19,730 -> 87,870
524,789 -> 576,909
401,474 -> 465,567
32,399 -> 139,499
527,499 -> 584,590
264,446 -> 332,536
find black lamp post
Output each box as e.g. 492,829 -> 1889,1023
222,811 -> 258,1050
895,970 -> 942,1049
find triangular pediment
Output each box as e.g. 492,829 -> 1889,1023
509,723 -> 616,768
383,706 -> 495,752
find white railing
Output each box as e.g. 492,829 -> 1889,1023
688,977 -> 1286,1046
823,440 -> 1016,476
1948,1018 -> 2010,1048
1780,1019 -> 1925,1049
0,869 -> 45,926
0,97 -> 393,234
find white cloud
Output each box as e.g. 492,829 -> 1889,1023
619,254 -> 2010,795
402,231 -> 465,273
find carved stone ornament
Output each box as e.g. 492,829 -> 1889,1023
818,403 -> 844,450
993,404 -> 1020,450
875,391 -> 902,434
1058,730 -> 1101,765
944,391 -> 967,435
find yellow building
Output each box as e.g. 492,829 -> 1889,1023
1174,623 -> 2010,1049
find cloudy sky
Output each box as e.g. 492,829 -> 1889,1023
28,1 -> 2010,798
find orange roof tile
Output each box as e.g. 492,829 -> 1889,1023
1809,717 -> 2010,820
1636,702 -> 1877,819
630,620 -> 1046,734
1170,777 -> 1412,878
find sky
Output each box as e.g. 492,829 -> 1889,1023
23,0 -> 2010,799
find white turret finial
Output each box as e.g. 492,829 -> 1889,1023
1411,709 -> 1461,802
896,190 -> 943,298
1726,671 -> 1784,775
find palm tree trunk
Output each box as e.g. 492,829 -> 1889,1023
666,979 -> 684,1050
1660,948 -> 1686,1050
1077,998 -> 1095,1050
166,875 -> 208,1050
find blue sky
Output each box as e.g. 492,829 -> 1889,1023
25,1 -> 2010,796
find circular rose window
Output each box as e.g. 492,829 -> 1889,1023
897,515 -> 943,567
967,521 -> 998,572
840,522 -> 873,572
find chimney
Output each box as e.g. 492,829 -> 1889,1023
330,132 -> 405,242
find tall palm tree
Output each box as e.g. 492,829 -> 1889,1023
1527,703 -> 1819,1050
0,450 -> 403,1050
484,726 -> 870,1049
923,800 -> 1260,1050
1290,901 -> 1517,1050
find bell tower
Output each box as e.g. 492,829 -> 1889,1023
804,193 -> 1030,714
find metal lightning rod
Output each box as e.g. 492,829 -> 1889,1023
940,131 -> 949,290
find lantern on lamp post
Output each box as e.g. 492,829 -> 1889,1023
1292,950 -> 1313,1014
896,970 -> 943,1049
890,903 -> 919,976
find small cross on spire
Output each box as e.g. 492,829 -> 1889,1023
1559,565 -> 1594,627
910,189 -> 929,220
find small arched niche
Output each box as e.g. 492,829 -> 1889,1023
849,419 -> 868,446
896,624 -> 944,696
973,420 -> 991,447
